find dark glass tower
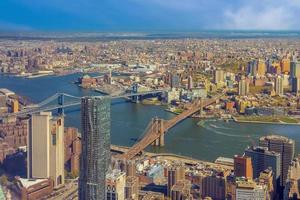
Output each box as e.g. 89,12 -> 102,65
79,97 -> 111,200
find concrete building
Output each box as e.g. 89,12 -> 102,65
244,146 -> 280,190
290,61 -> 300,79
238,76 -> 249,96
167,165 -> 185,197
125,176 -> 139,200
257,59 -> 266,77
281,58 -> 291,74
292,77 -> 300,94
106,169 -> 126,200
259,135 -> 295,187
170,179 -> 192,200
284,156 -> 300,199
234,155 -> 253,179
27,112 -> 64,188
274,75 -> 283,96
236,178 -> 267,200
213,69 -> 224,85
79,97 -> 111,200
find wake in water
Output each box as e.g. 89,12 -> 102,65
209,123 -> 232,130
202,123 -> 248,138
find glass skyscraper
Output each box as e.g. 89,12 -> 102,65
79,96 -> 111,200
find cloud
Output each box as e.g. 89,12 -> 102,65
222,0 -> 300,30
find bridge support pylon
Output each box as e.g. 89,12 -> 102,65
57,93 -> 64,116
151,117 -> 165,147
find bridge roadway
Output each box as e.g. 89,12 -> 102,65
118,92 -> 225,160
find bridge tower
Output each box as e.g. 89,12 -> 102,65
57,93 -> 64,116
132,83 -> 140,103
151,117 -> 165,147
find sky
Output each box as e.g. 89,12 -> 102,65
0,0 -> 300,31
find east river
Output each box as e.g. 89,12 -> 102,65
1,73 -> 300,162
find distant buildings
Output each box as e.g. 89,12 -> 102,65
27,112 -> 65,188
238,76 -> 249,96
213,69 -> 224,85
79,97 -> 111,200
274,75 -> 283,96
259,135 -> 295,187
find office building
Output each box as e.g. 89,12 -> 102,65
106,169 -> 126,200
238,76 -> 249,96
274,75 -> 283,95
171,74 -> 180,88
281,58 -> 291,74
170,180 -> 192,200
284,156 -> 300,199
214,69 -> 224,84
167,165 -> 185,197
292,77 -> 300,94
79,97 -> 111,200
125,176 -> 139,200
187,75 -> 193,90
27,112 -> 65,188
248,60 -> 257,76
234,155 -> 253,179
290,61 -> 300,78
259,135 -> 295,187
245,146 -> 280,189
236,178 -> 267,200
257,59 -> 266,77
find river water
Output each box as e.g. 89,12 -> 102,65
1,73 -> 300,162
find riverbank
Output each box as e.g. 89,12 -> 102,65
233,116 -> 300,125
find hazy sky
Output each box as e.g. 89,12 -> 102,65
1,0 -> 300,31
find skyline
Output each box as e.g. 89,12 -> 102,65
1,0 -> 300,31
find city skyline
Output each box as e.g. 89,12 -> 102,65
1,0 -> 300,31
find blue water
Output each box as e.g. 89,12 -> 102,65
1,73 -> 300,161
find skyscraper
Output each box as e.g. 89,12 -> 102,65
257,59 -> 266,77
244,146 -> 281,190
106,169 -> 126,200
274,75 -> 283,96
234,155 -> 253,179
281,58 -> 291,74
27,112 -> 65,188
292,77 -> 300,94
290,61 -> 300,79
214,69 -> 224,84
259,135 -> 295,187
79,97 -> 111,200
167,165 -> 185,197
238,76 -> 249,96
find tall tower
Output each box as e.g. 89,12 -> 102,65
27,112 -> 65,188
234,155 -> 253,179
274,75 -> 283,96
259,135 -> 295,187
238,76 -> 249,96
257,59 -> 266,77
79,97 -> 111,200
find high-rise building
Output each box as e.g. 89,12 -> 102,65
284,156 -> 300,199
214,69 -> 224,84
238,76 -> 249,96
259,135 -> 295,187
170,180 -> 192,200
234,155 -> 253,179
79,97 -> 111,200
167,165 -> 185,197
281,58 -> 291,74
244,146 -> 281,189
236,177 -> 268,200
187,75 -> 193,90
257,59 -> 266,77
274,75 -> 283,95
171,74 -> 180,88
27,112 -> 65,188
292,77 -> 300,94
290,61 -> 300,78
248,60 -> 257,76
106,169 -> 126,200
125,176 -> 139,200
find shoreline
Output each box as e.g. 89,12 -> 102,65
232,116 -> 300,126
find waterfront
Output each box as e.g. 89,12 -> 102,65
1,73 -> 300,162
